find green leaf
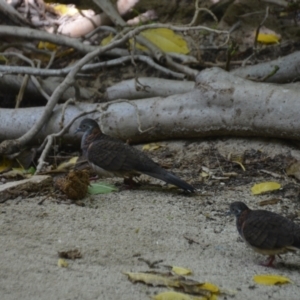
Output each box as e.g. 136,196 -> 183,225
88,182 -> 118,194
25,166 -> 36,175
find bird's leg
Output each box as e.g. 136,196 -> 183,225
260,255 -> 276,267
89,174 -> 99,181
123,177 -> 140,189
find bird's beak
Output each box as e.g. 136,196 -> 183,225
74,127 -> 81,134
225,210 -> 232,216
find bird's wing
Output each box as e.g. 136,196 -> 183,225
86,138 -> 155,172
242,211 -> 295,250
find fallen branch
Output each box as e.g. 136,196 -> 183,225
1,68 -> 300,146
232,51 -> 300,83
105,78 -> 195,100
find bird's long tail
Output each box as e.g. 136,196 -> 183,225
143,168 -> 195,192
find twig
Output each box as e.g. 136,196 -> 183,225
188,0 -> 218,26
0,51 -> 51,100
0,55 -> 186,78
253,6 -> 270,53
30,76 -> 51,101
15,75 -> 29,108
0,0 -> 32,27
83,25 -> 117,40
60,98 -> 76,129
0,24 -> 228,54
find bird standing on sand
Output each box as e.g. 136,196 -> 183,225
75,118 -> 195,192
229,201 -> 300,267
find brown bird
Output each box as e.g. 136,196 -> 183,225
229,201 -> 300,267
75,118 -> 195,192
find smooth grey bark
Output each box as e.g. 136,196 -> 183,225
0,75 -> 95,102
1,67 -> 300,146
105,78 -> 195,100
231,51 -> 300,83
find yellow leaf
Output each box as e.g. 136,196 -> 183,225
200,282 -> 219,293
53,4 -> 78,16
38,42 -> 58,51
56,157 -> 79,171
172,266 -> 192,276
153,291 -> 205,300
138,28 -> 189,54
101,29 -> 189,54
142,143 -> 162,151
101,34 -> 114,46
57,258 -> 68,268
0,55 -> 8,64
251,181 -> 281,195
124,272 -> 181,288
0,157 -> 12,173
257,33 -> 280,44
253,274 -> 291,285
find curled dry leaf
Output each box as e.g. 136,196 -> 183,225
152,291 -> 205,300
58,249 -> 82,260
228,153 -> 246,171
251,182 -> 281,195
253,274 -> 291,285
172,266 -> 192,276
124,271 -> 181,288
124,271 -> 222,298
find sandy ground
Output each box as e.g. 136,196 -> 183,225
1,138 -> 300,300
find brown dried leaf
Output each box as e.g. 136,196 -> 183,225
58,249 -> 82,260
124,271 -> 181,288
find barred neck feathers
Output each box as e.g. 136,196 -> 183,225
81,126 -> 102,155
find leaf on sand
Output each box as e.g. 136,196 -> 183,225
57,258 -> 68,268
153,291 -> 205,300
253,274 -> 291,285
124,271 -> 221,297
88,182 -> 118,194
251,182 -> 281,195
58,249 -> 82,260
172,266 -> 192,276
198,282 -> 219,293
124,271 -> 181,288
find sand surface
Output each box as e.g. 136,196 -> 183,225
1,138 -> 300,300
